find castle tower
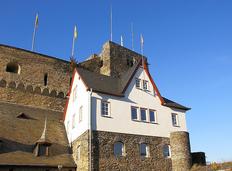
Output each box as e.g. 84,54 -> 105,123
170,131 -> 192,171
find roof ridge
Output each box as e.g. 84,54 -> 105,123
0,43 -> 69,64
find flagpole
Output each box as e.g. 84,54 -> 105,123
140,34 -> 144,67
120,35 -> 123,46
31,13 -> 38,51
131,22 -> 134,51
110,5 -> 113,41
71,32 -> 75,58
71,26 -> 77,58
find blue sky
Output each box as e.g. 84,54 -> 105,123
0,0 -> 231,162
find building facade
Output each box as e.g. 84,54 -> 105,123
0,41 -> 205,171
64,41 -> 193,171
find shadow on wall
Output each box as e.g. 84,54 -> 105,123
0,79 -> 66,99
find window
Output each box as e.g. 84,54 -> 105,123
149,110 -> 157,123
143,80 -> 148,90
44,73 -> 48,86
73,85 -> 77,102
163,145 -> 171,158
135,78 -> 141,89
77,145 -> 81,160
6,62 -> 20,74
72,113 -> 76,129
172,113 -> 178,126
131,107 -> 138,120
79,106 -> 83,123
101,101 -> 110,116
140,143 -> 149,157
114,142 -> 124,157
140,108 -> 147,122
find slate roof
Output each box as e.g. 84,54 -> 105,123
77,57 -> 140,97
0,101 -> 76,168
76,58 -> 190,111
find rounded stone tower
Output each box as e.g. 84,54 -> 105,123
170,131 -> 192,171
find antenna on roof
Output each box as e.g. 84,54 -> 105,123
131,22 -> 134,51
110,4 -> 113,41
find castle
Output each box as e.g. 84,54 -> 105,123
0,41 -> 205,171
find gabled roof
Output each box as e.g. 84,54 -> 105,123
0,102 -> 75,168
74,57 -> 190,111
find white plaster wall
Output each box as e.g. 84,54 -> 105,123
64,71 -> 90,143
92,67 -> 187,138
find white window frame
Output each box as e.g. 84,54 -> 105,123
131,106 -> 138,120
140,108 -> 147,122
77,145 -> 81,160
143,80 -> 149,91
135,78 -> 141,89
163,145 -> 171,158
140,143 -> 150,158
101,101 -> 110,117
114,141 -> 125,157
72,113 -> 76,129
149,109 -> 157,123
79,106 -> 83,123
171,113 -> 179,127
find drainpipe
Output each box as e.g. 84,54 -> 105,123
88,88 -> 93,171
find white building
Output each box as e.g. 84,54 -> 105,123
64,41 -> 192,171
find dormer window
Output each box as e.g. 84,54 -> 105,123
6,62 -> 20,74
127,58 -> 134,67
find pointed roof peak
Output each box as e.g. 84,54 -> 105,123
36,116 -> 51,145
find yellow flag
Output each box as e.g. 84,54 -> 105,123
74,25 -> 78,39
35,13 -> 39,28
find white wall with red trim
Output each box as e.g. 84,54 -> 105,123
91,67 -> 187,138
64,70 -> 90,143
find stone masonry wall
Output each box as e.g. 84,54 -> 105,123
0,45 -> 71,93
72,131 -> 89,171
0,87 -> 66,111
99,41 -> 143,78
170,131 -> 192,171
0,166 -> 75,171
91,130 -> 172,171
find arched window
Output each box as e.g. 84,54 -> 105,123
114,141 -> 124,157
163,145 -> 171,158
6,62 -> 20,74
140,143 -> 149,157
44,73 -> 48,86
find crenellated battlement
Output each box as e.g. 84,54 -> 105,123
0,78 -> 66,99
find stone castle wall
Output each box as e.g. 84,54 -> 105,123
0,45 -> 71,93
99,41 -> 143,78
0,45 -> 71,111
0,166 -> 75,171
170,131 -> 192,171
91,130 -> 172,171
72,131 -> 89,171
